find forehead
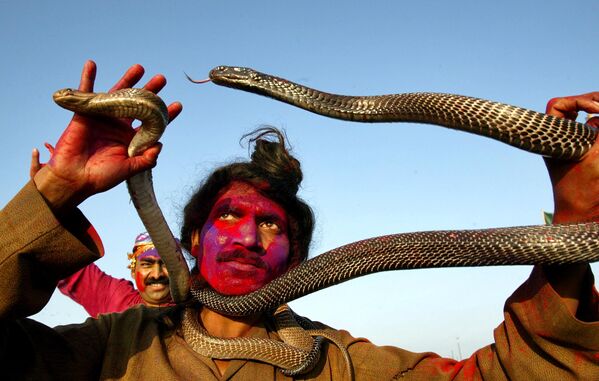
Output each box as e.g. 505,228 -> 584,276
137,253 -> 162,262
211,181 -> 288,220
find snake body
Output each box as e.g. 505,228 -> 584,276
192,222 -> 599,316
206,66 -> 597,160
182,305 -> 325,376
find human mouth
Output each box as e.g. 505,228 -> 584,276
224,261 -> 262,272
147,283 -> 168,291
217,249 -> 267,270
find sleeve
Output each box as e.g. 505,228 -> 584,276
0,182 -> 110,378
322,266 -> 599,380
0,181 -> 104,320
2,314 -> 110,379
58,263 -> 143,317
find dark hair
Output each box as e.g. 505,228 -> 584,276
180,127 -> 314,269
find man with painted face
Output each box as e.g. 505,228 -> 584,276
57,232 -> 174,316
1,61 -> 599,380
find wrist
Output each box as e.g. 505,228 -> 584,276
552,205 -> 599,224
32,166 -> 83,212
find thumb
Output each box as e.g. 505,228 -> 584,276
30,148 -> 42,179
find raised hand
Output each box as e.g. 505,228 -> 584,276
33,60 -> 183,212
544,92 -> 599,224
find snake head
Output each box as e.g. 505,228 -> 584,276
208,66 -> 259,88
53,88 -> 94,112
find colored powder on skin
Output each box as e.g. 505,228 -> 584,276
136,271 -> 146,292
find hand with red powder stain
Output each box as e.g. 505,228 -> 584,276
543,91 -> 599,320
544,92 -> 599,224
32,60 -> 183,213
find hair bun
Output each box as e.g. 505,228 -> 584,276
246,127 -> 303,194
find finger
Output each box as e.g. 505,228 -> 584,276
167,102 -> 183,123
130,143 -> 163,173
109,64 -> 145,92
44,142 -> 55,156
143,74 -> 167,94
78,60 -> 97,92
30,148 -> 41,179
546,92 -> 599,119
574,98 -> 599,115
546,97 -> 579,119
587,116 -> 599,128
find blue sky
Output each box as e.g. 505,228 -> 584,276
1,0 -> 598,358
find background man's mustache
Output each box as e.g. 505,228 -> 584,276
145,277 -> 169,286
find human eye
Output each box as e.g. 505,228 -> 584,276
260,220 -> 282,234
218,212 -> 235,221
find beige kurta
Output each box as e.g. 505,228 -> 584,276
2,182 -> 599,380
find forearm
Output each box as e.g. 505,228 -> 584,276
59,263 -> 141,316
0,181 -> 103,319
409,266 -> 599,380
544,179 -> 599,320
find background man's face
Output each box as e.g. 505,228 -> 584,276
132,254 -> 171,306
192,181 -> 290,295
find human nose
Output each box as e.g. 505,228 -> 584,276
149,263 -> 162,278
233,218 -> 263,251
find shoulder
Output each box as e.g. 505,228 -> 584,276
95,304 -> 180,333
289,310 -> 371,348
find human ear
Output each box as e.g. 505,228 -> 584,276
190,229 -> 202,259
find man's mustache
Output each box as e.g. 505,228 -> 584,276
145,277 -> 169,286
216,248 -> 267,270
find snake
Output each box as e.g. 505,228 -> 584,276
181,304 -> 354,377
52,88 -> 191,303
54,66 -> 599,377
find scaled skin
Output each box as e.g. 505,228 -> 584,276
191,181 -> 291,296
132,254 -> 171,306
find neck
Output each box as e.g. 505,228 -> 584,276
198,306 -> 262,338
197,306 -> 263,376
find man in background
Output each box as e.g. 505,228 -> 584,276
31,148 -> 174,316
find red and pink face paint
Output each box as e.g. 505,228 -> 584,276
135,270 -> 147,293
132,253 -> 171,306
192,181 -> 291,296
